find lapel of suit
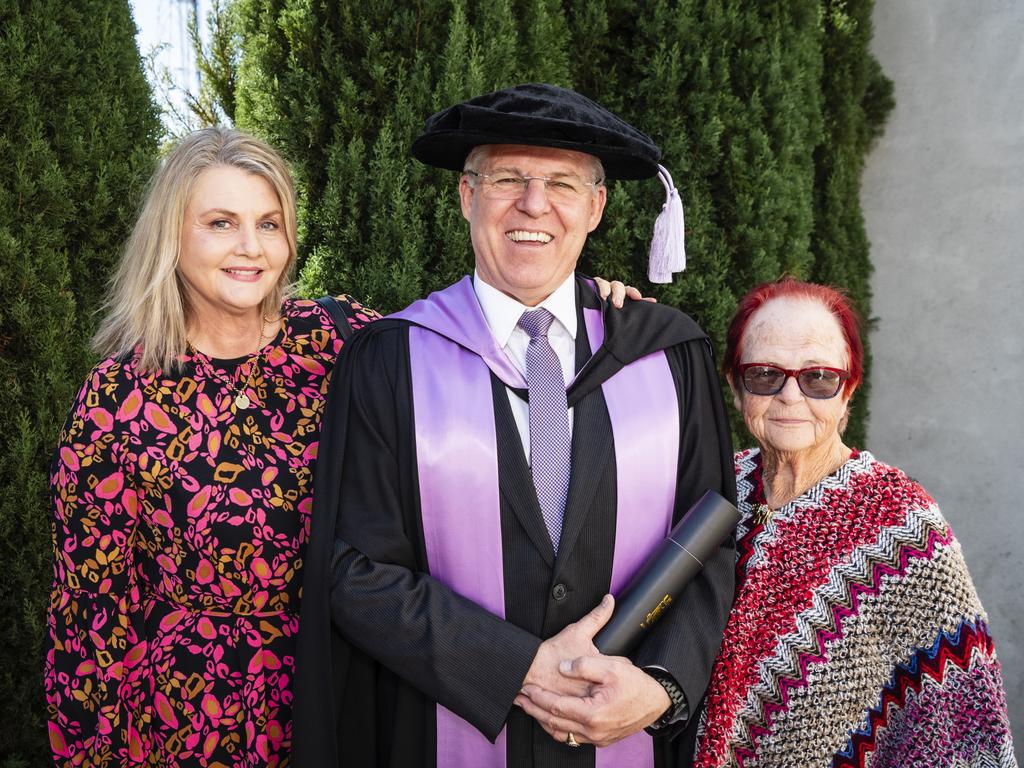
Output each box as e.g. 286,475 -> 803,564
554,386 -> 611,577
491,375 -> 556,567
553,292 -> 612,576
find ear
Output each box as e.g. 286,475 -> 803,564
838,388 -> 855,434
459,174 -> 474,221
586,185 -> 607,233
728,377 -> 743,412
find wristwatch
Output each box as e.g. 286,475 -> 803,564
643,666 -> 688,734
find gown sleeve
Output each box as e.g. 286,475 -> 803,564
44,363 -> 148,764
632,337 -> 737,737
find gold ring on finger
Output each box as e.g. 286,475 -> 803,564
566,732 -> 580,748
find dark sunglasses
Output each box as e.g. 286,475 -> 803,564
737,363 -> 850,400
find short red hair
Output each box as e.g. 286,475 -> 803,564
722,277 -> 864,396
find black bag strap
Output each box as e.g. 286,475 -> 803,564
314,295 -> 355,341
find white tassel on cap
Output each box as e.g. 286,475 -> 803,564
647,164 -> 686,284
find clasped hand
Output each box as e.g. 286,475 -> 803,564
515,595 -> 671,748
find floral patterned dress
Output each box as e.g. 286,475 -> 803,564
45,296 -> 379,767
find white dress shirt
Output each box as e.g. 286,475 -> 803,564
473,271 -> 577,463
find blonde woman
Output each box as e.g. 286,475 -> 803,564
45,128 -> 379,766
44,127 -> 637,765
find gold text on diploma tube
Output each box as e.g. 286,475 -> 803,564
640,595 -> 674,630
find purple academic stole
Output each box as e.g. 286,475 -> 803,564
396,277 -> 679,768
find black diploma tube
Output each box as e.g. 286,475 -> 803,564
593,489 -> 740,657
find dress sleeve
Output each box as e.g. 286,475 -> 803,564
44,363 -> 148,764
329,295 -> 383,349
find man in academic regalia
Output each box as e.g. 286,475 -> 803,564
293,83 -> 736,768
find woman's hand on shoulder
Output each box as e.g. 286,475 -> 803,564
593,277 -> 657,308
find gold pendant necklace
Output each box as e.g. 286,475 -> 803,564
753,503 -> 774,526
187,315 -> 269,411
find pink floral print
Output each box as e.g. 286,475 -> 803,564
45,297 -> 379,766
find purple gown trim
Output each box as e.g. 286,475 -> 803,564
407,325 -> 508,766
581,307 -> 680,596
398,276 -> 526,388
397,278 -> 679,768
582,304 -> 679,768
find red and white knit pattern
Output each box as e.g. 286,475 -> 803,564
693,449 -> 1016,768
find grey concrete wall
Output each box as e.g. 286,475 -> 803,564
863,0 -> 1022,757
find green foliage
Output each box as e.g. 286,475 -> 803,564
189,0 -> 241,126
0,1 -> 161,762
810,0 -> 894,447
231,0 -> 890,447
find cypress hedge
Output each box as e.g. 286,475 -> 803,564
0,1 -> 161,763
811,0 -> 894,446
232,0 -> 891,446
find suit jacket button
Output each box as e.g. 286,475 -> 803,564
551,583 -> 568,601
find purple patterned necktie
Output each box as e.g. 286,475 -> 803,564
518,308 -> 572,553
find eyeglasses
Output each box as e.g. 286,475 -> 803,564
464,170 -> 603,204
737,363 -> 850,399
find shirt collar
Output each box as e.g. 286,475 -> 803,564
473,270 -> 578,348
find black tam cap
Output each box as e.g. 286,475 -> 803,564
411,83 -> 662,180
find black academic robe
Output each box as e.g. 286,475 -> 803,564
293,276 -> 736,768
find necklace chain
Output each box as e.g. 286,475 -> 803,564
186,315 -> 272,410
754,448 -> 852,526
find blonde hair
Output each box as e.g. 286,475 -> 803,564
93,127 -> 298,372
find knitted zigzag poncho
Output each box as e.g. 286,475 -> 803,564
693,449 -> 1017,768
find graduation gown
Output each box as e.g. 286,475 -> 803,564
293,275 -> 736,768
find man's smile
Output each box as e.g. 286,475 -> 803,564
505,229 -> 554,244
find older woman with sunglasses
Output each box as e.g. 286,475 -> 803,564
692,278 -> 1016,768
